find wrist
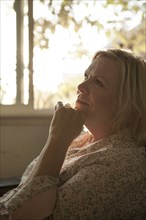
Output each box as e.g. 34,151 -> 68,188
33,135 -> 71,177
47,134 -> 73,149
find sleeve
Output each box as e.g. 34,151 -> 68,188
53,164 -> 108,219
4,175 -> 59,220
20,157 -> 39,184
53,164 -> 113,219
0,157 -> 39,218
52,152 -> 145,219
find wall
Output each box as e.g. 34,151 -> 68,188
0,115 -> 52,179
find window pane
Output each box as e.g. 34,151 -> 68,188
33,1 -> 94,109
0,1 -> 16,105
33,0 -> 145,109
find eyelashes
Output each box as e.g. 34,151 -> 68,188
94,79 -> 104,87
84,75 -> 88,80
84,74 -> 104,87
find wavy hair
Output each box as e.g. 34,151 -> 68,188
92,49 -> 146,145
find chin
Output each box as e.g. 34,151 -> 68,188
75,102 -> 89,115
75,102 -> 84,110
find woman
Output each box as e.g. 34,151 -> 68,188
0,49 -> 146,220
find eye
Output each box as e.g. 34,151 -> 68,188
95,79 -> 104,87
84,73 -> 89,80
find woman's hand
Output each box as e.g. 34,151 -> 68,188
24,101 -> 85,179
48,101 -> 85,146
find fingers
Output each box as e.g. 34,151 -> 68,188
55,101 -> 85,121
64,103 -> 72,108
55,101 -> 73,111
51,101 -> 85,140
55,101 -> 63,110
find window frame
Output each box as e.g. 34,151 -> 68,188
0,0 -> 51,116
15,0 -> 34,107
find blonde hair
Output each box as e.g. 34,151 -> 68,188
93,49 -> 146,145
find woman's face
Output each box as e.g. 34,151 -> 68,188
75,56 -> 121,130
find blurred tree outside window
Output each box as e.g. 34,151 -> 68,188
0,0 -> 145,110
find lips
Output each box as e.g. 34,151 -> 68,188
76,98 -> 89,106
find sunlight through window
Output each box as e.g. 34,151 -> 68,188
0,0 -> 145,111
0,1 -> 16,104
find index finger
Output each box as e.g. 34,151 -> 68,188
55,101 -> 64,110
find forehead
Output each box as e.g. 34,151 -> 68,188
87,56 -> 121,82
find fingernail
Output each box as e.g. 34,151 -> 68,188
57,101 -> 63,108
65,103 -> 71,108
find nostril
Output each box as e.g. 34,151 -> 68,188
77,84 -> 84,94
77,89 -> 80,95
77,83 -> 88,94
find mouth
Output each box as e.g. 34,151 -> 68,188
76,99 -> 89,106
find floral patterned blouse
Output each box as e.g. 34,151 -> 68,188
0,130 -> 146,220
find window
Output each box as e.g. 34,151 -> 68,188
1,0 -> 31,108
1,1 -> 17,105
0,0 -> 91,111
1,0 -> 145,113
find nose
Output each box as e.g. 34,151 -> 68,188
77,80 -> 89,94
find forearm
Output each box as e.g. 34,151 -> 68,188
28,103 -> 85,180
6,104 -> 85,219
27,135 -> 72,179
6,137 -> 70,219
6,176 -> 59,220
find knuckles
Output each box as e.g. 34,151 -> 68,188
49,103 -> 85,142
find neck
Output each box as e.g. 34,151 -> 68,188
85,122 -> 113,142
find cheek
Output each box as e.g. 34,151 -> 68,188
91,93 -> 118,114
